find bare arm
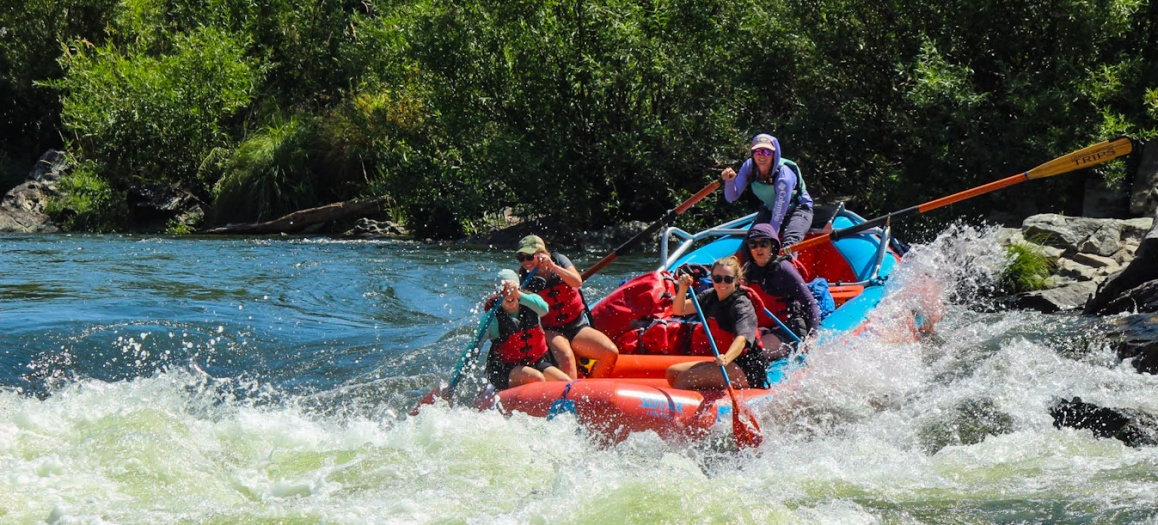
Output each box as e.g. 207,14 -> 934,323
670,273 -> 695,316
536,253 -> 582,288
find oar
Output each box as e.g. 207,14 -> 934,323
687,288 -> 764,449
410,268 -> 537,415
784,137 -> 1136,255
581,180 -> 721,280
761,306 -> 803,344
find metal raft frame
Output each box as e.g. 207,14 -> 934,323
658,207 -> 896,287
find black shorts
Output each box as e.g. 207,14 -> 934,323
544,315 -> 589,340
734,349 -> 771,389
484,349 -> 559,391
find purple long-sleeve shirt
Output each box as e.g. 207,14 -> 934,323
724,136 -> 812,236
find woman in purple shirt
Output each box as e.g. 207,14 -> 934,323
721,134 -> 814,249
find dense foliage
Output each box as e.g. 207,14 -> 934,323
2,0 -> 1155,238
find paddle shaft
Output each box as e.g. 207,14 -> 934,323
785,137 -> 1135,254
581,180 -> 721,280
761,307 -> 803,344
688,287 -> 763,449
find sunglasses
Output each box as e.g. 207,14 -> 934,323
747,240 -> 774,249
752,149 -> 774,157
516,253 -> 536,262
711,274 -> 736,284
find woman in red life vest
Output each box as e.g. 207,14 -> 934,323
665,256 -> 770,390
515,235 -> 619,379
742,223 -> 820,359
483,269 -> 570,390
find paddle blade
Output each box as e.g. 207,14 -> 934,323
408,387 -> 442,417
1025,137 -> 1134,180
728,389 -> 764,449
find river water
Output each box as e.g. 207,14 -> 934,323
1,227 -> 1155,524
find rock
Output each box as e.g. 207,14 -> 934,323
1094,280 -> 1158,316
1023,214 -> 1105,250
1077,222 -> 1124,256
1071,252 -> 1118,269
1105,312 -> 1158,373
1129,141 -> 1158,217
1085,208 -> 1158,314
343,217 -> 408,238
1122,217 -> 1155,240
1056,258 -> 1099,282
0,150 -> 67,233
126,184 -> 205,232
1011,281 -> 1097,313
579,221 -> 651,251
1050,397 -> 1158,447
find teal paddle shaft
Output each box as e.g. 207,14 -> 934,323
761,307 -> 803,344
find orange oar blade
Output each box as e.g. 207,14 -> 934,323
729,389 -> 764,449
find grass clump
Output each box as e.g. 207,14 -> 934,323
1000,241 -> 1055,293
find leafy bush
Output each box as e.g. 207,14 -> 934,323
45,159 -> 125,232
211,116 -> 316,224
51,26 -> 259,193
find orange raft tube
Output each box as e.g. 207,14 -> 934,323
476,355 -> 799,444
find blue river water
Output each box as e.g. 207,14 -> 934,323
1,229 -> 1156,523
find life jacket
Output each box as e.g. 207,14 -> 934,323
492,306 -> 548,366
589,270 -> 676,339
753,159 -> 807,208
745,282 -> 787,328
536,280 -> 586,329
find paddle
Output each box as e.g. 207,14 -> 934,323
784,137 -> 1136,255
410,268 -> 538,415
581,180 -> 721,280
687,288 -> 764,449
761,306 -> 803,344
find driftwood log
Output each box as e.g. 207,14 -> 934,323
202,197 -> 387,235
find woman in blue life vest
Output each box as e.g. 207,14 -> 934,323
721,134 -> 814,249
484,269 -> 570,390
742,223 -> 820,359
664,256 -> 770,390
515,235 -> 619,379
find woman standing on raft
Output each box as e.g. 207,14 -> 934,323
515,235 -> 619,378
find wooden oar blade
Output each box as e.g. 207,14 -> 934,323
1026,137 -> 1134,180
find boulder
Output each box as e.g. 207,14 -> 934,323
1105,312 -> 1158,374
1085,208 -> 1158,314
1023,214 -> 1114,251
126,184 -> 205,232
1050,397 -> 1158,447
0,150 -> 67,233
1129,141 -> 1158,217
1010,281 -> 1097,313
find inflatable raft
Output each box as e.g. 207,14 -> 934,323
477,204 -> 917,444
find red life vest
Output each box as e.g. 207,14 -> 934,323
745,282 -> 787,328
492,307 -> 549,366
536,281 -> 586,329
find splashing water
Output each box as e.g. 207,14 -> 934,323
1,231 -> 1157,523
